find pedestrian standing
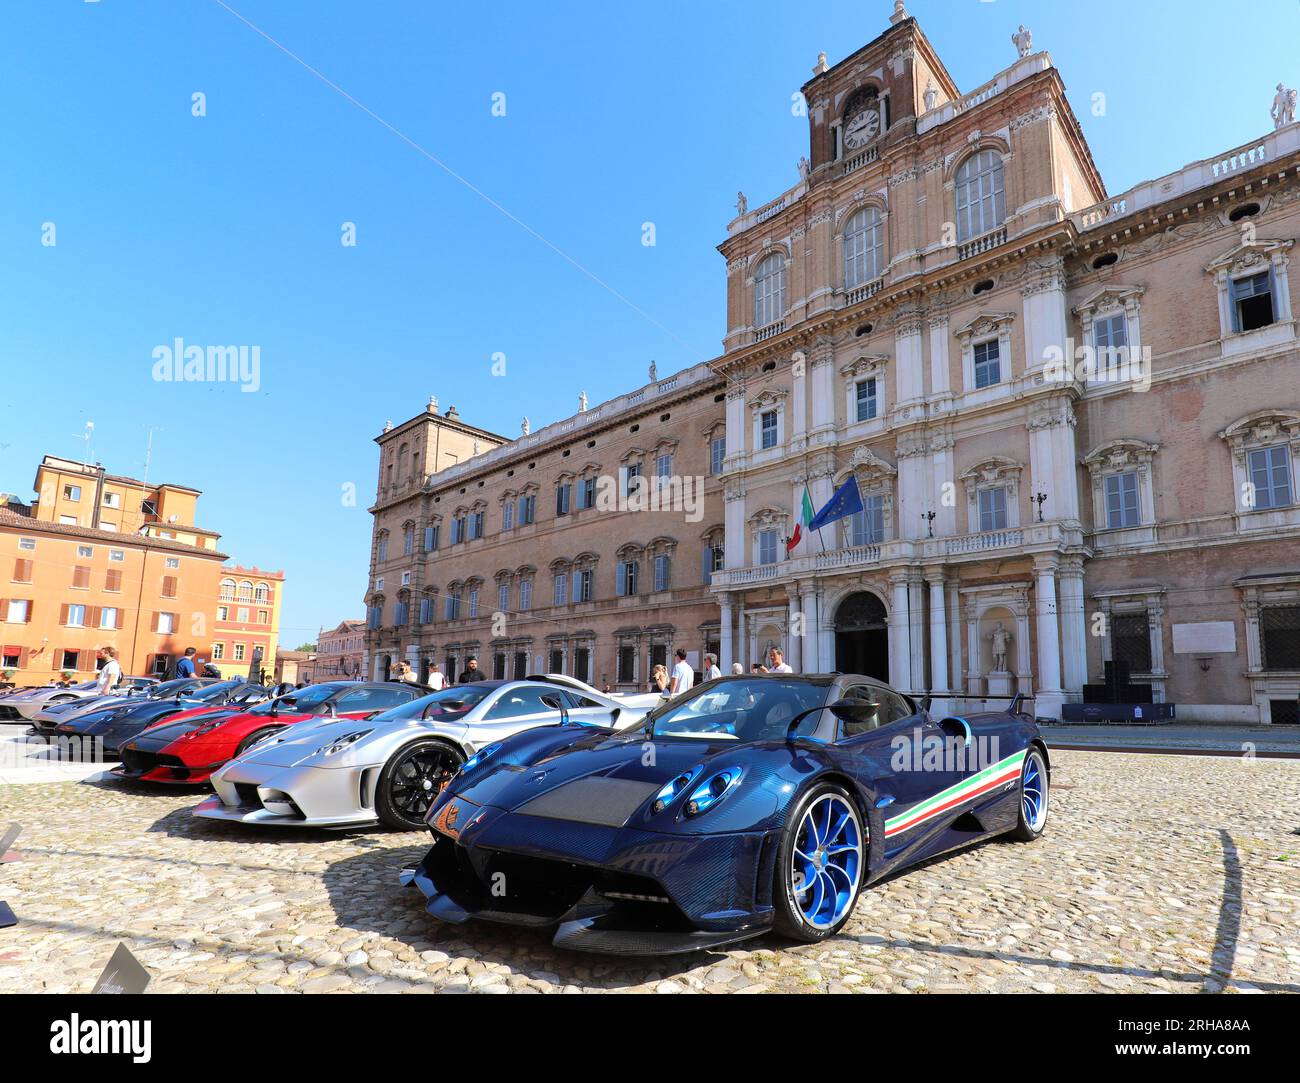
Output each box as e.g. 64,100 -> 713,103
668,649 -> 694,697
96,646 -> 122,695
426,663 -> 447,691
703,653 -> 721,681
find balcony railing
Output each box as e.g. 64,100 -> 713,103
943,528 -> 1023,555
842,147 -> 878,176
956,227 -> 1007,261
844,277 -> 885,306
753,320 -> 786,342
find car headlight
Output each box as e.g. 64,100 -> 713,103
684,768 -> 743,816
316,730 -> 372,756
651,765 -> 703,814
461,742 -> 502,774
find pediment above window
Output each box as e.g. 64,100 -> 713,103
1082,438 -> 1160,475
749,387 -> 789,413
747,505 -> 789,531
1073,285 -> 1145,318
960,456 -> 1023,492
1218,410 -> 1300,457
838,353 -> 890,379
837,445 -> 897,485
954,311 -> 1015,342
1205,239 -> 1293,276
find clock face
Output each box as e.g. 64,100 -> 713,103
844,107 -> 880,150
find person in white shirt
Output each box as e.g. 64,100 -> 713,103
426,663 -> 447,691
668,649 -> 695,696
703,653 -> 721,681
96,646 -> 123,695
763,647 -> 793,674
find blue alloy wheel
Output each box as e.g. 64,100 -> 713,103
778,787 -> 865,939
1010,748 -> 1049,841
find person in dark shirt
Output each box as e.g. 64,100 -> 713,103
458,657 -> 484,683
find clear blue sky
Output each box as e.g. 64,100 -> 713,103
2,0 -> 1295,644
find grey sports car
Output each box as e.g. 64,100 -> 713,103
194,676 -> 652,830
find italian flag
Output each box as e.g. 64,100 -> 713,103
787,485 -> 815,553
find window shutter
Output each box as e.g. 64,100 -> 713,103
106,569 -> 121,591
162,575 -> 177,598
0,600 -> 6,622
152,612 -> 160,633
59,604 -> 70,626
616,563 -> 626,596
88,606 -> 101,628
23,602 -> 33,624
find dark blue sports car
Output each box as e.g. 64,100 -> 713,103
401,673 -> 1050,955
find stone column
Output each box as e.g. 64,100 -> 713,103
1057,558 -> 1087,698
925,569 -> 949,700
1033,558 -> 1064,719
817,585 -> 835,673
801,583 -> 820,672
907,572 -> 926,696
719,593 -> 734,673
888,571 -> 912,691
786,585 -> 803,672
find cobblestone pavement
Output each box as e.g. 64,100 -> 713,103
0,750 -> 1296,994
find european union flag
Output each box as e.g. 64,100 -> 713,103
807,476 -> 864,532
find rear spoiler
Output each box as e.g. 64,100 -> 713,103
921,693 -> 1034,717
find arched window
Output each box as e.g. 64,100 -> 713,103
753,252 -> 787,329
254,582 -> 269,602
843,207 -> 884,288
954,150 -> 1005,242
237,580 -> 253,602
219,578 -> 236,602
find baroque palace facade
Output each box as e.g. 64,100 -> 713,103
365,6 -> 1300,722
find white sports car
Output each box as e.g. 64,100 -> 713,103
0,677 -> 156,722
194,676 -> 654,830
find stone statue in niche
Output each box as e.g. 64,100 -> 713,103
986,620 -> 1013,672
923,79 -> 938,112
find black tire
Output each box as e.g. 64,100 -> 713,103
1008,746 -> 1049,842
235,726 -> 282,756
376,739 -> 465,830
772,782 -> 866,943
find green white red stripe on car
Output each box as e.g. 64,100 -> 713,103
884,749 -> 1027,839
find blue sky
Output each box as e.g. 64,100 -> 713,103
2,0 -> 1296,644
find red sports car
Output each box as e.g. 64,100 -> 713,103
114,681 -> 430,785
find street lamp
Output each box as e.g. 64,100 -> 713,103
1034,491 -> 1048,522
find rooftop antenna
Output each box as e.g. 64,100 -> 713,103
75,421 -> 95,466
142,426 -> 160,487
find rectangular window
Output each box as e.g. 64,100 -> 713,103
624,464 -> 641,497
502,501 -> 514,530
617,645 -> 636,683
66,604 -> 86,627
6,600 -> 31,623
470,510 -> 484,539
141,498 -> 158,516
419,597 -> 433,624
212,642 -> 225,660
403,528 -> 414,556
973,340 -> 1001,389
72,565 -> 90,589
519,580 -> 532,611
424,524 -> 439,551
710,544 -> 725,573
978,487 -> 1008,532
519,495 -> 535,525
617,561 -> 638,596
157,612 -> 176,634
63,485 -> 81,502
554,574 -> 567,606
493,653 -> 507,680
711,436 -> 726,476
1247,446 -> 1293,510
11,558 -> 32,583
1111,613 -> 1152,672
217,605 -> 229,621
164,557 -> 179,569
401,571 -> 411,586
849,494 -> 886,545
760,410 -> 778,449
77,545 -> 93,558
233,643 -> 246,661
656,453 -> 672,479
1104,472 -> 1140,528
1230,271 -> 1275,332
161,575 -> 178,598
237,607 -> 250,622
105,569 -> 122,592
394,600 -> 409,626
1093,312 -> 1128,372
758,530 -> 778,565
61,649 -> 80,671
468,589 -> 479,618
574,646 -> 590,682
654,554 -> 669,592
102,492 -> 120,508
60,515 -> 77,525
1261,605 -> 1300,671
549,648 -> 564,674
100,607 -> 118,630
855,379 -> 878,422
578,568 -> 593,603
556,483 -> 571,516
18,538 -> 35,551
108,548 -> 124,563
258,609 -> 268,624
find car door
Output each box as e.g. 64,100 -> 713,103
833,682 -> 963,858
476,685 -> 569,740
561,690 -> 619,727
333,685 -> 417,719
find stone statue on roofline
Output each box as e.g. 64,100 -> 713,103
1272,83 -> 1296,128
1012,24 -> 1032,58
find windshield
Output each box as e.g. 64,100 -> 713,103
372,685 -> 493,723
190,681 -> 243,702
645,679 -> 827,742
228,684 -> 266,704
149,679 -> 199,698
246,684 -> 344,714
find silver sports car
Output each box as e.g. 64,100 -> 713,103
194,676 -> 653,830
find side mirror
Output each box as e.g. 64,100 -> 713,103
828,698 -> 879,724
